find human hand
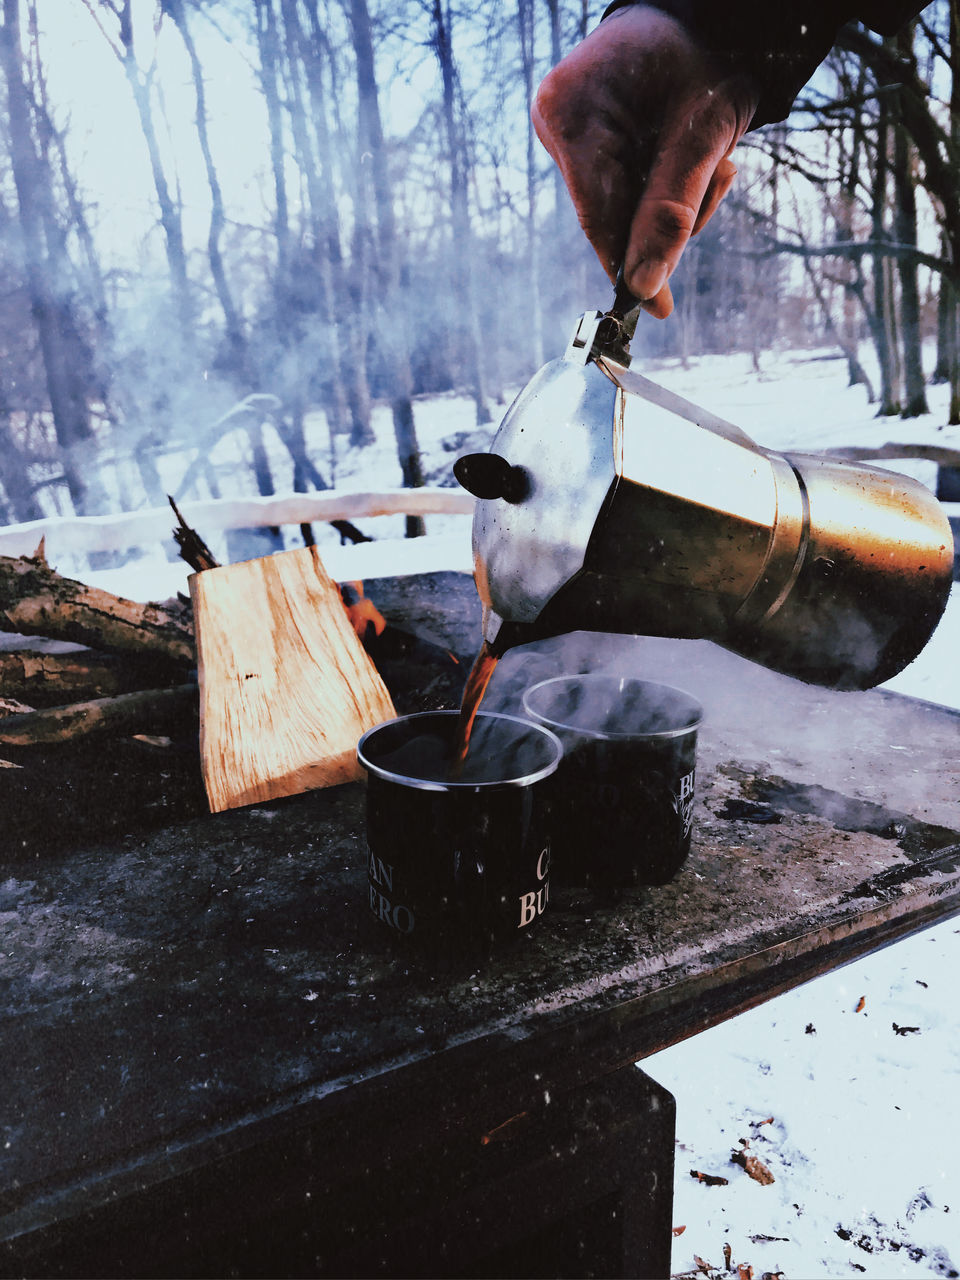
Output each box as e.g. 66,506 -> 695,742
532,5 -> 760,318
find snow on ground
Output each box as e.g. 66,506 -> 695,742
646,922 -> 960,1280
63,341 -> 960,1279
631,347 -> 960,1280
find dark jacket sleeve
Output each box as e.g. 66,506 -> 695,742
601,1 -> 930,126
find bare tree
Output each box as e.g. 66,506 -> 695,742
0,0 -> 103,515
892,23 -> 928,417
166,0 -> 249,383
83,0 -> 194,341
518,0 -> 544,368
300,0 -> 376,446
348,0 -> 425,536
429,0 -> 490,425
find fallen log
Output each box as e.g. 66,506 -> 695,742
0,649 -> 188,706
0,547 -> 194,664
0,684 -> 197,747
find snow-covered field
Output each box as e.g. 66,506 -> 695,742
617,349 -> 960,1280
45,341 -> 960,1280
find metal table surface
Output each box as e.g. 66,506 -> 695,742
1,572 -> 958,1273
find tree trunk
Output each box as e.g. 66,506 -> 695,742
0,0 -> 99,515
301,0 -> 375,447
677,242 -> 699,367
255,0 -> 289,285
279,0 -> 354,457
245,421 -> 284,555
431,0 -> 490,425
834,59 -> 871,395
893,24 -> 928,418
248,0 -> 293,555
167,0 -> 248,384
948,0 -> 960,422
871,98 -> 901,416
934,252 -> 952,383
800,253 -> 876,402
0,411 -> 43,522
116,0 -> 193,340
519,0 -> 545,370
947,282 -> 960,426
544,0 -> 567,237
349,0 -> 425,537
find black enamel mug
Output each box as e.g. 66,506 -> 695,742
357,711 -> 562,962
522,675 -> 702,890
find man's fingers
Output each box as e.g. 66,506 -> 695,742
692,157 -> 737,236
533,76 -> 644,284
625,196 -> 698,300
640,280 -> 674,319
623,101 -> 743,301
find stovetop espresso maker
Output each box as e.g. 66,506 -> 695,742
454,299 -> 954,690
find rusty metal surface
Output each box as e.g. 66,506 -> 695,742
1,572 -> 958,1256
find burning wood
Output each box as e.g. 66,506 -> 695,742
340,580 -> 387,644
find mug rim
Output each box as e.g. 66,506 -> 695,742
522,674 -> 703,741
357,709 -> 563,792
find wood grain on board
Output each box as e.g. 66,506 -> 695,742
190,546 -> 395,812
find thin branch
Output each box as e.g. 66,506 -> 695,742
744,235 -> 954,279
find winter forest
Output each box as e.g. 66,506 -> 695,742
1,0 -> 959,542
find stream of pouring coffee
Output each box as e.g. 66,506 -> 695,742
453,641 -> 499,772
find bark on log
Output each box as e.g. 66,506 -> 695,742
0,550 -> 194,664
0,649 -> 188,706
0,684 -> 197,747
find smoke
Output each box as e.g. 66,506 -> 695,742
473,628 -> 958,832
360,710 -> 560,788
521,672 -> 701,740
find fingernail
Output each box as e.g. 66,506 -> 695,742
627,258 -> 668,301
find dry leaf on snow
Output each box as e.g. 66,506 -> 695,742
731,1149 -> 776,1185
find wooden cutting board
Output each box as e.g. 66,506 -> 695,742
190,546 -> 396,812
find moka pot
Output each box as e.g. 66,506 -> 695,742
454,310 -> 954,690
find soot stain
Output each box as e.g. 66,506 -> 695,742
717,798 -> 783,825
729,773 -> 960,902
741,775 -> 960,861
